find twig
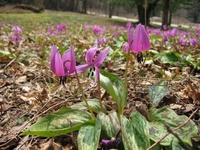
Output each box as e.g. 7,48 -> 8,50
165,124 -> 191,150
146,108 -> 198,150
3,58 -> 16,70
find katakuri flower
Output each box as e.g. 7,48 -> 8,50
129,23 -> 150,63
12,26 -> 22,43
50,45 -> 76,85
76,44 -> 109,82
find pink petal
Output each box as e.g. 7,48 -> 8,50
62,45 -> 76,74
50,45 -> 58,74
94,47 -> 109,66
132,24 -> 150,52
85,44 -> 99,63
55,52 -> 65,76
76,64 -> 90,74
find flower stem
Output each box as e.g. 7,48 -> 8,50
120,50 -> 130,116
97,76 -> 104,112
74,69 -> 96,119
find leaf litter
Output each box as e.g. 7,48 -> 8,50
0,11 -> 200,149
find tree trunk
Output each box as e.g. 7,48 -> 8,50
137,0 -> 160,25
82,0 -> 87,13
168,10 -> 172,25
108,3 -> 115,18
162,0 -> 170,28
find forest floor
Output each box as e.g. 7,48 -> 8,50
0,7 -> 200,150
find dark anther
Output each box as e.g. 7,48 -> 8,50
137,52 -> 143,63
59,76 -> 66,85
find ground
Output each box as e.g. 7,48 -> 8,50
0,7 -> 200,150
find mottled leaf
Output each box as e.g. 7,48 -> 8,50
149,80 -> 170,107
21,107 -> 93,137
77,119 -> 101,150
97,110 -> 120,139
99,70 -> 127,114
121,111 -> 150,150
149,107 -> 198,146
70,99 -> 107,113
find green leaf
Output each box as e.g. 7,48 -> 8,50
21,107 -> 93,137
77,119 -> 101,150
97,111 -> 120,139
70,99 -> 107,114
149,107 -> 198,146
99,70 -> 127,113
171,139 -> 185,150
121,112 -> 150,150
160,51 -> 180,64
149,80 -> 170,107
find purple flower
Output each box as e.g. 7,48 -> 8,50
178,37 -> 187,45
13,26 -> 22,34
12,26 -> 22,43
98,37 -> 107,45
196,26 -> 200,32
76,44 -> 109,82
169,28 -> 178,37
56,23 -> 66,33
162,33 -> 168,43
93,25 -> 104,35
126,23 -> 134,52
50,45 -> 76,85
154,29 -> 161,35
131,24 -> 150,53
100,138 -> 121,150
163,24 -> 168,30
190,38 -> 198,47
122,42 -> 129,52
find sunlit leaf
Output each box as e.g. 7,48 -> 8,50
149,80 -> 170,107
21,107 -> 93,137
149,107 -> 198,146
121,112 -> 150,150
160,51 -> 180,64
70,99 -> 107,113
97,111 -> 120,139
99,70 -> 127,112
77,119 -> 101,150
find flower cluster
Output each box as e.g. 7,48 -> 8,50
50,44 -> 109,86
47,23 -> 66,36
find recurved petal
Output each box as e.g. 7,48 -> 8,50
55,52 -> 65,76
93,47 -> 109,66
75,64 -> 90,74
62,45 -> 76,74
85,44 -> 99,63
50,45 -> 58,74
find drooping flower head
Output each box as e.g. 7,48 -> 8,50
93,25 -> 104,35
162,33 -> 168,43
131,23 -> 150,53
50,45 -> 76,86
190,38 -> 198,47
178,37 -> 187,46
127,23 -> 150,63
163,24 -> 168,30
169,28 -> 178,37
56,23 -> 66,33
76,44 -> 109,82
12,26 -> 22,43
